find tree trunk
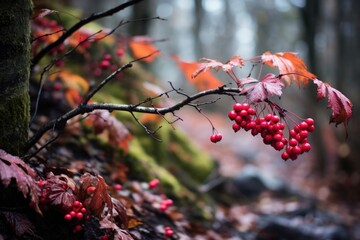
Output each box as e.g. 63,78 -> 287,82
0,0 -> 31,155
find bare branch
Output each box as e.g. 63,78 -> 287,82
32,0 -> 144,67
25,86 -> 242,154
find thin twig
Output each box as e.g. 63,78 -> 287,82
31,0 -> 144,67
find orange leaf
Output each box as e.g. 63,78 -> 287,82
49,70 -> 89,92
65,88 -> 83,107
129,36 -> 160,62
173,56 -> 223,91
261,51 -> 316,86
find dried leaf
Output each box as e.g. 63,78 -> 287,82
241,74 -> 284,102
191,55 -> 244,78
174,55 -> 223,91
129,36 -> 160,62
261,51 -> 316,85
313,79 -> 353,125
85,110 -> 132,151
0,149 -> 40,213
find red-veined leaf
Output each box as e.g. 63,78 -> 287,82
0,149 -> 41,214
191,55 -> 244,78
129,36 -> 160,62
313,79 -> 353,125
173,55 -> 223,91
88,176 -> 113,218
261,51 -> 316,85
241,73 -> 284,102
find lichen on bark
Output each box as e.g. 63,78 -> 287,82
0,0 -> 32,155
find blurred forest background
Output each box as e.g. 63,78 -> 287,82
70,0 -> 360,203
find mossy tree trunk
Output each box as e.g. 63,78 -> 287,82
0,1 -> 32,156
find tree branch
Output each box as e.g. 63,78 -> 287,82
31,0 -> 144,67
24,86 -> 242,153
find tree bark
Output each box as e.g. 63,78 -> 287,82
0,0 -> 31,155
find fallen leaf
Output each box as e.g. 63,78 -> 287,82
0,149 -> 40,214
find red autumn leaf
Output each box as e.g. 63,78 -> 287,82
129,36 -> 160,62
85,110 -> 132,151
192,55 -> 244,78
45,173 -> 76,210
88,176 -> 113,218
0,149 -> 41,214
313,79 -> 353,125
173,55 -> 223,91
241,73 -> 284,103
261,51 -> 316,85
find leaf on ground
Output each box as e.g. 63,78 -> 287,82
45,173 -> 76,210
313,79 -> 353,125
261,51 -> 316,86
88,176 -> 113,218
241,73 -> 284,102
0,149 -> 40,214
100,216 -> 134,240
85,110 -> 132,151
191,55 -> 244,78
129,36 -> 160,62
0,211 -> 34,237
173,55 -> 223,91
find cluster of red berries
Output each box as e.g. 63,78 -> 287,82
38,180 -> 49,209
281,118 -> 314,160
64,201 -> 89,233
164,226 -> 174,237
93,51 -> 124,77
210,133 -> 223,143
227,103 -> 314,161
159,199 -> 173,212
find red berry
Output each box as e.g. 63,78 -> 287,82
70,211 -> 76,218
241,103 -> 250,110
294,125 -> 300,132
305,118 -> 314,126
215,133 -> 222,142
247,121 -> 256,129
278,123 -> 285,130
273,134 -> 282,142
116,48 -> 125,57
292,146 -> 302,155
87,186 -> 96,194
163,199 -> 173,206
247,108 -> 256,115
239,110 -> 248,117
100,60 -> 110,68
289,138 -> 298,147
271,115 -> 280,123
260,121 -> 268,129
73,201 -> 82,208
228,110 -> 237,120
114,184 -> 122,191
76,212 -> 83,219
289,130 -> 297,138
251,129 -> 259,136
265,114 -> 273,121
103,54 -> 112,61
233,103 -> 242,112
299,130 -> 308,139
160,204 -> 168,211
64,214 -> 72,221
232,123 -> 241,132
80,207 -> 87,213
281,152 -> 290,161
38,180 -> 47,188
299,122 -> 308,130
165,229 -> 174,237
301,143 -> 311,152
210,135 -> 217,143
148,179 -> 160,188
99,235 -> 109,240
307,125 -> 315,132
274,141 -> 285,151
73,225 -> 82,232
290,154 -> 298,160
